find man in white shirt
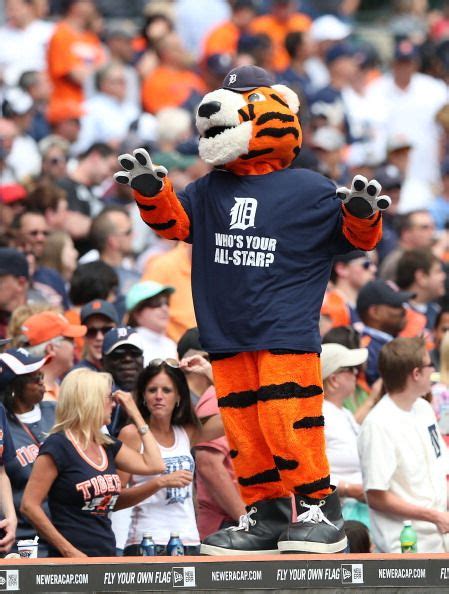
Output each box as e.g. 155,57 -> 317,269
366,40 -> 448,212
0,0 -> 54,86
358,336 -> 449,553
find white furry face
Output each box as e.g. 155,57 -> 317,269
196,89 -> 252,166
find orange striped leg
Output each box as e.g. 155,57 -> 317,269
211,352 -> 290,505
257,351 -> 331,499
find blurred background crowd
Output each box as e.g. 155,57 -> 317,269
2,0 -> 449,558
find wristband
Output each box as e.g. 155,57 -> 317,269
137,424 -> 150,436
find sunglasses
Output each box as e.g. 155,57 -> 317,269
148,358 -> 180,368
86,325 -> 115,338
141,297 -> 169,309
336,367 -> 360,376
360,259 -> 374,270
419,363 -> 434,369
24,372 -> 44,384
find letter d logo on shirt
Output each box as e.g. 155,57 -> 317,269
230,197 -> 257,231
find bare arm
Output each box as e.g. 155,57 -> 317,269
114,391 -> 165,475
0,466 -> 16,553
190,414 -> 224,447
114,424 -> 190,511
367,489 -> 449,532
195,447 -> 245,520
114,471 -> 192,511
20,455 -> 87,557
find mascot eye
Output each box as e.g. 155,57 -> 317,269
248,92 -> 266,103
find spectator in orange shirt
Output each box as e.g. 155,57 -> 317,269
141,32 -> 207,115
202,0 -> 258,60
249,0 -> 311,72
322,250 -> 377,329
47,0 -> 106,114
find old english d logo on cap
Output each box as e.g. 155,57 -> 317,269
222,65 -> 275,91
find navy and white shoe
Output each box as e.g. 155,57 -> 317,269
278,488 -> 347,554
201,497 -> 291,556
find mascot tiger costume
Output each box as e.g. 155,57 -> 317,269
115,66 -> 390,555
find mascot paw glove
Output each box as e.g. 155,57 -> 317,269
337,175 -> 391,219
114,148 -> 168,198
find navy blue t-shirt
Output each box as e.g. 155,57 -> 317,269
179,168 -> 354,353
38,432 -> 122,557
0,403 -> 14,465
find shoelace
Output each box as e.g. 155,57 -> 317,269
297,501 -> 338,530
227,507 -> 257,532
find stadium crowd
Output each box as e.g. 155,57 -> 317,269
2,0 -> 449,557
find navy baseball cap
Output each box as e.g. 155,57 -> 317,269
222,65 -> 275,91
375,165 -> 403,190
394,39 -> 419,61
0,248 -> 29,279
357,280 -> 415,313
102,327 -> 144,356
80,299 -> 119,325
333,250 -> 368,264
0,348 -> 51,389
325,43 -> 356,65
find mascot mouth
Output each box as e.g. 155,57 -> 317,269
204,125 -> 237,139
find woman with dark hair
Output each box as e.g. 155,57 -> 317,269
0,348 -> 54,556
119,357 -> 223,555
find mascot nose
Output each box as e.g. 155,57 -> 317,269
198,101 -> 221,118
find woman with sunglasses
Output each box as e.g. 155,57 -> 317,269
0,348 -> 54,556
21,369 -> 165,557
119,357 -> 223,555
125,281 -> 177,366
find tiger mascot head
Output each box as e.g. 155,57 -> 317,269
196,65 -> 302,176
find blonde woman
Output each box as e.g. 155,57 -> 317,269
21,369 -> 164,557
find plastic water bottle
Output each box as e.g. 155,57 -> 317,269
166,532 -> 184,556
400,521 -> 417,553
140,532 -> 156,556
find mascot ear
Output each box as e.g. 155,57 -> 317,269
271,84 -> 300,114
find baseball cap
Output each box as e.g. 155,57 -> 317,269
310,15 -> 352,43
177,327 -> 204,360
394,39 -> 419,61
374,164 -> 403,190
387,133 -> 413,154
0,184 -> 27,204
0,347 -> 52,389
333,250 -> 368,264
311,126 -> 345,151
102,327 -> 144,356
207,53 -> 235,77
126,281 -> 174,312
321,343 -> 368,380
47,101 -> 84,125
104,20 -> 137,40
2,87 -> 33,116
21,311 -> 87,346
0,248 -> 29,279
325,43 -> 356,65
222,65 -> 275,91
80,299 -> 119,325
357,279 -> 415,313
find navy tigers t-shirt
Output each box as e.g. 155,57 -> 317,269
179,167 -> 354,354
38,432 -> 122,557
0,403 -> 14,465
